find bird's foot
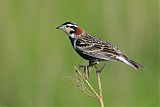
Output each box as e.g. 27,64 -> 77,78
79,65 -> 90,79
95,64 -> 106,74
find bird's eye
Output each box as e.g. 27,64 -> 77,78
70,31 -> 74,34
66,25 -> 69,28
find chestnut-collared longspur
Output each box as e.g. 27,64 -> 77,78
56,22 -> 144,69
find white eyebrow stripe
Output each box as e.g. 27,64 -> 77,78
67,24 -> 78,27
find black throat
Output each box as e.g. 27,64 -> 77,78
69,36 -> 75,47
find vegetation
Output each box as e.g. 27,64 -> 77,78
0,0 -> 158,107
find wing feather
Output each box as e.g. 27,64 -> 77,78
75,34 -> 123,60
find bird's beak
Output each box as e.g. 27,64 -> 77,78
56,25 -> 64,30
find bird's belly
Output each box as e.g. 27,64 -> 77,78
76,50 -> 100,61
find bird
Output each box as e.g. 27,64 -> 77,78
56,22 -> 144,69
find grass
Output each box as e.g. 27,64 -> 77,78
0,0 -> 158,106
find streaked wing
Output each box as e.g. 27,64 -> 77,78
75,34 -> 122,60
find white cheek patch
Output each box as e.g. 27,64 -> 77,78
65,28 -> 70,33
70,33 -> 75,38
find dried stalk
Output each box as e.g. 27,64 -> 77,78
75,67 -> 100,100
73,65 -> 105,107
97,71 -> 104,107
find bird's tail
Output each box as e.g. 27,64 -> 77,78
117,55 -> 144,69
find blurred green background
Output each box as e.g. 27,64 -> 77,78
0,0 -> 158,107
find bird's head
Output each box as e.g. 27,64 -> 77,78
56,22 -> 84,38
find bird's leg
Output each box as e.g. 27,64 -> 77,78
78,61 -> 100,79
78,61 -> 96,79
79,64 -> 90,79
95,64 -> 106,73
89,60 -> 99,67
79,65 -> 86,69
83,61 -> 99,78
85,64 -> 89,79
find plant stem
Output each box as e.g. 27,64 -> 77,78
75,66 -> 105,107
84,77 -> 101,100
97,72 -> 104,107
75,67 -> 100,100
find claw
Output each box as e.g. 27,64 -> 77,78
96,64 -> 106,73
78,64 -> 90,79
79,65 -> 85,69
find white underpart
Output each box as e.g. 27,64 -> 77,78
116,56 -> 135,68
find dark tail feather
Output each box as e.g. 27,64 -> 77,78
118,54 -> 145,69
